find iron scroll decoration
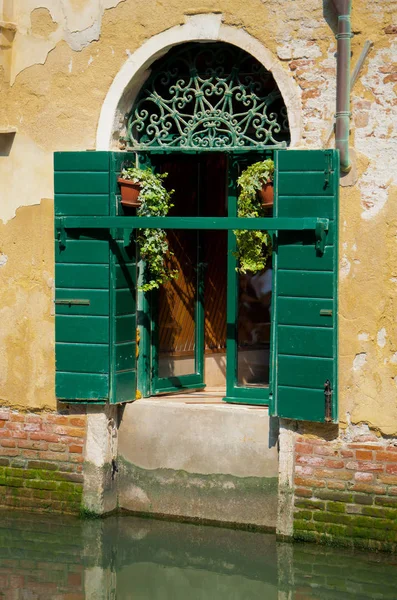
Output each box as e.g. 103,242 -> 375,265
124,43 -> 290,150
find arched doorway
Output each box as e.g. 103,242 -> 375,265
122,41 -> 291,400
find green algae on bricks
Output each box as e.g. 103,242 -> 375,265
327,502 -> 346,513
294,519 -> 316,531
294,510 -> 313,521
79,506 -> 102,519
313,512 -> 354,526
313,522 -> 349,537
362,506 -> 397,519
295,499 -> 326,511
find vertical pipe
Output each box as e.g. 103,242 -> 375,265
333,0 -> 353,172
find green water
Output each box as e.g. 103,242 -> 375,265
0,512 -> 396,599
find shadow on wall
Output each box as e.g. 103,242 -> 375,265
323,0 -> 339,35
0,131 -> 16,157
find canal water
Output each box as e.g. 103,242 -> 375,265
0,511 -> 397,599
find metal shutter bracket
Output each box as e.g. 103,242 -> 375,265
56,216 -> 329,253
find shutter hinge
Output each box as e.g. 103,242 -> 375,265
324,379 -> 333,422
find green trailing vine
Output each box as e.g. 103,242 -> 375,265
120,166 -> 178,292
235,159 -> 274,274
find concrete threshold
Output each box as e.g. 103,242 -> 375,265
117,390 -> 279,530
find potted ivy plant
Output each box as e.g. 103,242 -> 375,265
118,168 -> 142,207
235,159 -> 274,274
119,166 -> 178,291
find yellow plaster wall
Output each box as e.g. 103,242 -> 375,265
0,0 -> 396,431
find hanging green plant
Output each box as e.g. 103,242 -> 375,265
119,166 -> 178,292
235,159 -> 274,274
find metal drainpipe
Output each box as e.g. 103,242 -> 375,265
332,0 -> 353,173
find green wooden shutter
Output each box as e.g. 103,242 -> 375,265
54,151 -> 137,403
271,149 -> 339,422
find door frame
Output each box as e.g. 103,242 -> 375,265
136,149 -> 273,404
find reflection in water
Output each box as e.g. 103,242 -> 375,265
0,511 -> 397,599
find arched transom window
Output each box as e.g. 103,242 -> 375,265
125,42 -> 290,150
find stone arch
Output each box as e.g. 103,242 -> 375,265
96,14 -> 302,150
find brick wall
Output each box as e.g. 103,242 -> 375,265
293,431 -> 397,551
0,407 -> 87,514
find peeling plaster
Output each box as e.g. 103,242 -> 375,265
10,0 -> 126,83
353,353 -> 367,371
0,254 -> 7,267
0,134 -> 52,223
377,327 -> 387,348
358,332 -> 369,342
340,256 -> 351,279
355,46 -> 397,221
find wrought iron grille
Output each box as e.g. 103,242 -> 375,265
125,43 -> 290,150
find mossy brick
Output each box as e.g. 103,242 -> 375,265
57,482 -> 80,492
375,496 -> 397,508
352,526 -> 397,543
295,499 -> 326,510
294,510 -> 313,521
25,480 -> 57,491
293,530 -> 320,544
0,459 -> 9,467
346,504 -> 362,514
362,506 -> 397,520
352,515 -> 397,531
313,512 -> 353,526
294,520 -> 316,531
316,491 -> 353,503
10,459 -> 26,469
5,478 -> 24,488
51,491 -> 80,502
22,470 -> 39,480
8,487 -> 32,498
314,522 -> 349,537
354,494 -> 373,505
27,461 -> 58,471
0,475 -> 12,485
5,467 -> 26,478
314,511 -> 397,533
327,502 -> 346,513
36,470 -> 60,481
55,472 -> 84,484
32,490 -> 52,499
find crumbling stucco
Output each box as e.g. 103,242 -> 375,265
9,0 -> 126,83
0,0 -> 396,434
0,200 -> 55,411
30,7 -> 57,37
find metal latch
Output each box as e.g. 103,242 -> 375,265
324,379 -> 332,422
315,218 -> 329,255
54,299 -> 90,306
324,151 -> 332,188
320,309 -> 333,317
57,217 -> 66,251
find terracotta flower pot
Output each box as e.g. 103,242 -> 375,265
118,178 -> 142,208
257,181 -> 274,208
